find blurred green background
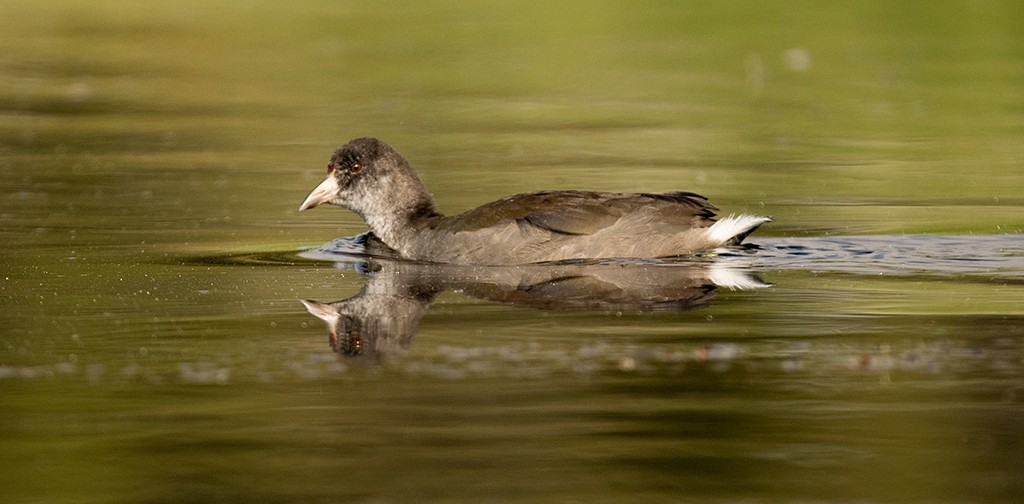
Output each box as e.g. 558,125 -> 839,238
1,1 -> 1022,503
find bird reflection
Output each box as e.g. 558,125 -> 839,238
300,234 -> 770,362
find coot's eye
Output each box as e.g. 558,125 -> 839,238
350,164 -> 362,173
327,164 -> 334,174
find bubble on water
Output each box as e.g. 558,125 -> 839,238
618,356 -> 637,371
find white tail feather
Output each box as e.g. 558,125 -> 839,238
706,214 -> 772,245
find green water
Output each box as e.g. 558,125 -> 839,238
2,1 -> 1022,502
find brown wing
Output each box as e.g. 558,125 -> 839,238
639,192 -> 718,216
448,190 -> 718,236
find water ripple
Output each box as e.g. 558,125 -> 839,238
730,234 -> 1024,279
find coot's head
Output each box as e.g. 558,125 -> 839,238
299,137 -> 433,217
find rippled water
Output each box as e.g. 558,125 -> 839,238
2,1 -> 1023,503
6,232 -> 1021,502
750,234 -> 1024,277
291,232 -> 1024,364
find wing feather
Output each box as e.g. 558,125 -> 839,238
450,190 -> 717,237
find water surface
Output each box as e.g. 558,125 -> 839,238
2,1 -> 1022,503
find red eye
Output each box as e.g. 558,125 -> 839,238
350,164 -> 362,173
327,164 -> 334,174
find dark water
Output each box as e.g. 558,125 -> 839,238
2,1 -> 1023,503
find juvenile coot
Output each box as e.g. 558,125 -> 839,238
299,137 -> 771,265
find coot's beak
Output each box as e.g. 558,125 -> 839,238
299,176 -> 340,211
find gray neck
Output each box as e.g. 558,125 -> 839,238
359,199 -> 440,258
351,170 -> 440,257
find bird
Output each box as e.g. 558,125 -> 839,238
299,137 -> 771,265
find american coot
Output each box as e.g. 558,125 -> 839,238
299,137 -> 771,265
